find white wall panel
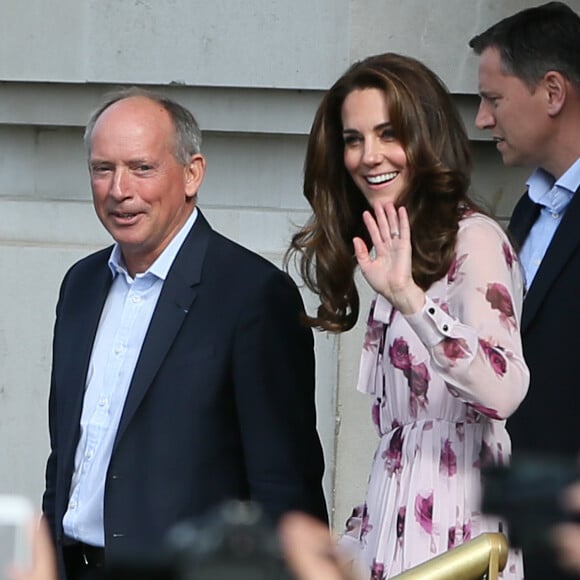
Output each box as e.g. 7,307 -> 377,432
0,0 -> 350,89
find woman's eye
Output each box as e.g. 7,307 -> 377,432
343,135 -> 361,146
381,129 -> 396,141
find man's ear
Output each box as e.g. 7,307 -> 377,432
184,154 -> 206,199
543,71 -> 567,117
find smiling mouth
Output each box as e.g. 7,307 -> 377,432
365,171 -> 399,185
110,211 -> 140,222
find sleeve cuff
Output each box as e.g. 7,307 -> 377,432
404,296 -> 457,347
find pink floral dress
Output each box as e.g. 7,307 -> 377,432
339,213 -> 529,579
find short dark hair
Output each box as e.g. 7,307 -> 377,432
469,2 -> 580,90
84,87 -> 202,164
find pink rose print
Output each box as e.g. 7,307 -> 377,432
382,426 -> 404,475
408,363 -> 429,397
442,337 -> 470,365
484,282 -> 517,331
485,283 -> 514,317
474,441 -> 494,469
440,439 -> 457,477
447,252 -> 467,283
463,521 -> 472,542
415,491 -> 434,535
479,339 -> 507,377
363,318 -> 384,351
407,362 -> 430,417
371,561 -> 386,580
448,526 -> 456,549
396,506 -> 406,539
389,337 -> 412,371
469,402 -> 502,420
502,242 -> 517,269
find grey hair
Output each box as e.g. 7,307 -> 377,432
83,87 -> 202,164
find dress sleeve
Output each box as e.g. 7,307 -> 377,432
403,215 -> 529,419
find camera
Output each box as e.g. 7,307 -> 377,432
481,453 -> 580,559
105,500 -> 295,580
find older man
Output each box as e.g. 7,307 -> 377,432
42,88 -> 327,579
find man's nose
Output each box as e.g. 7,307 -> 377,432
109,168 -> 129,199
474,101 -> 495,130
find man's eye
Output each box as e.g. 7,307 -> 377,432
92,166 -> 111,174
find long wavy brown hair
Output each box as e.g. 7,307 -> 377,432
287,53 -> 484,333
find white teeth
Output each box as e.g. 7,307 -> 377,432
366,171 -> 398,185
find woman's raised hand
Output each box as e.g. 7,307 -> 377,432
353,201 -> 425,315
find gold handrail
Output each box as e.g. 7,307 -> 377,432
391,532 -> 509,580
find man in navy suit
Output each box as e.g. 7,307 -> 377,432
42,88 -> 327,579
470,3 -> 580,578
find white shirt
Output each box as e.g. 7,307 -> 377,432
62,209 -> 198,546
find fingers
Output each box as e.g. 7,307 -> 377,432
371,201 -> 409,244
353,237 -> 370,268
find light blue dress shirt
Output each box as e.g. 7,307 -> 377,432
62,209 -> 198,547
519,159 -> 580,290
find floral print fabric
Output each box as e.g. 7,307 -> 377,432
340,214 -> 529,579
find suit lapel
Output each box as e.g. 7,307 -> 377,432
113,211 -> 212,445
61,255 -> 113,465
521,186 -> 580,331
508,193 -> 541,249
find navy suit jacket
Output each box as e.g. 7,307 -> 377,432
508,186 -> 580,456
42,211 -> 327,567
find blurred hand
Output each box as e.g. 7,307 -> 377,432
279,512 -> 356,580
9,517 -> 56,580
552,481 -> 580,576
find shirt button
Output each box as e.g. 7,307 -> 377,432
428,307 -> 435,315
99,398 -> 107,407
442,324 -> 449,332
132,295 -> 141,303
69,500 -> 77,509
552,212 -> 559,219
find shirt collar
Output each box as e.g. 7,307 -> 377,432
526,158 -> 580,211
107,208 -> 198,282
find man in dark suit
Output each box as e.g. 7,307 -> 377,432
470,3 -> 580,578
42,88 -> 327,579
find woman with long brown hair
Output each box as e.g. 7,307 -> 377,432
288,53 -> 528,578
